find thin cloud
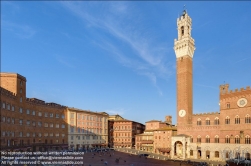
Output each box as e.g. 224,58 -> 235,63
104,108 -> 127,116
55,55 -> 76,69
61,2 -> 172,94
2,20 -> 36,39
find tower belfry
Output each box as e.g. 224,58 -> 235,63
174,10 -> 195,129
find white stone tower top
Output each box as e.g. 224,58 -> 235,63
174,10 -> 195,59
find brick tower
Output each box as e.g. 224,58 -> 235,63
174,10 -> 195,130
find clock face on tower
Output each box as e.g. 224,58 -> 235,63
179,109 -> 186,117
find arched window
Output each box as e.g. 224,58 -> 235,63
215,135 -> 219,143
245,114 -> 251,123
225,116 -> 230,124
206,135 -> 210,143
206,118 -> 210,125
197,118 -> 202,126
190,136 -> 193,143
225,135 -> 230,144
245,135 -> 251,144
181,26 -> 184,36
227,103 -> 230,108
215,151 -> 219,158
235,115 -> 240,124
214,117 -> 220,125
235,135 -> 240,144
197,135 -> 201,143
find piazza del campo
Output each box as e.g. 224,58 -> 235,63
1,6 -> 250,166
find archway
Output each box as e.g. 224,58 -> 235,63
174,141 -> 183,157
197,150 -> 201,159
206,150 -> 210,159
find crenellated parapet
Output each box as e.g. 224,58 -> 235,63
193,112 -> 220,116
26,97 -> 66,108
0,87 -> 17,99
220,84 -> 251,99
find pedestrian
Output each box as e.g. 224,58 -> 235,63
104,161 -> 108,165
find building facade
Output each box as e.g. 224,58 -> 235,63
0,73 -> 68,152
108,114 -> 125,148
172,10 -> 251,161
135,116 -> 177,157
112,119 -> 145,149
67,108 -> 109,150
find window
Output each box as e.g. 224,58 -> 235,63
2,102 -> 6,109
7,104 -> 10,110
245,115 -> 251,123
215,151 -> 220,158
44,133 -> 48,137
71,136 -> 73,140
62,114 -> 65,119
56,114 -> 59,118
190,137 -> 193,143
56,124 -> 59,128
227,103 -> 230,108
215,135 -> 219,143
26,120 -> 30,126
26,109 -> 30,114
33,133 -> 36,137
197,136 -> 201,143
62,124 -> 65,128
82,115 -> 85,120
20,89 -> 22,93
19,132 -> 23,137
225,116 -> 230,124
62,134 -> 65,137
49,113 -> 53,118
181,26 -> 184,36
70,113 -> 74,119
12,106 -> 15,111
2,117 -> 6,122
71,127 -> 74,133
206,118 -> 210,125
20,97 -> 22,103
38,133 -> 42,137
32,110 -> 35,115
245,135 -> 251,144
38,121 -> 42,127
78,128 -> 81,133
38,112 -> 42,116
235,115 -> 240,124
50,133 -> 53,137
7,117 -> 10,123
20,80 -> 23,86
32,121 -> 36,126
55,133 -> 59,137
197,119 -> 202,126
50,123 -> 53,128
19,108 -> 23,113
45,112 -> 48,117
235,136 -> 240,144
11,118 -> 15,124
26,133 -> 30,137
225,136 -> 230,143
214,117 -> 219,125
206,135 -> 210,143
19,119 -> 23,125
44,123 -> 48,127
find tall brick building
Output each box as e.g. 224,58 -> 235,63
0,73 -> 68,151
171,10 -> 251,161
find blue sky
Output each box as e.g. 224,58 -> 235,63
1,1 -> 251,125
